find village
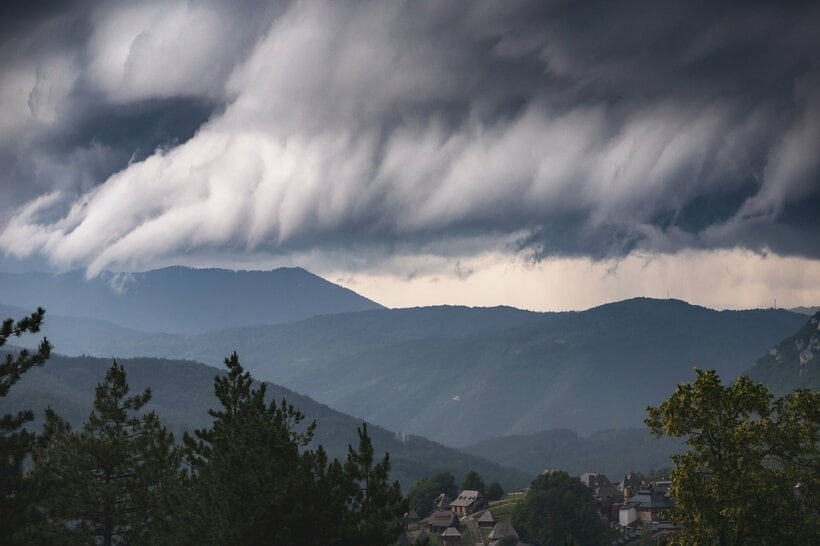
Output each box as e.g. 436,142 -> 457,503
403,470 -> 678,545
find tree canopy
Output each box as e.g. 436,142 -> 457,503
646,369 -> 820,545
178,351 -> 406,545
0,308 -> 51,543
26,362 -> 181,545
406,472 -> 458,517
512,471 -> 610,546
461,469 -> 487,494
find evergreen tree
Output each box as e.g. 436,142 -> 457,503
646,369 -> 820,545
180,352 -> 336,545
342,423 -> 407,545
179,352 -> 407,545
461,469 -> 486,494
27,362 -> 181,545
0,308 -> 51,543
486,481 -> 504,501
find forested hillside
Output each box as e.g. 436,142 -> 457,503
20,298 -> 801,446
0,349 -> 529,491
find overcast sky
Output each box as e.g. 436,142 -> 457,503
1,0 -> 818,310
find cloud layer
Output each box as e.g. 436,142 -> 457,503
1,0 -> 819,276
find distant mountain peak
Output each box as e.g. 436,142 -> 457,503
0,266 -> 383,334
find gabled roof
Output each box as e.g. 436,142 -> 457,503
450,489 -> 483,507
422,510 -> 457,528
630,487 -> 673,509
442,527 -> 462,537
477,510 -> 496,524
489,522 -> 519,540
580,472 -> 611,488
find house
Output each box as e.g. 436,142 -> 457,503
450,489 -> 486,516
488,521 -> 519,541
422,510 -> 458,531
618,472 -> 647,494
618,484 -> 672,525
477,510 -> 496,527
441,526 -> 462,545
580,472 -> 620,517
630,485 -> 673,523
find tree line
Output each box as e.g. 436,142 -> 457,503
1,309 -> 407,545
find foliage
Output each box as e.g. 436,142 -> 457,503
406,472 -> 458,517
486,481 -> 504,501
0,307 -> 51,543
462,469 -> 487,494
178,352 -> 405,545
512,471 -> 610,546
27,361 -> 181,544
179,351 -> 326,544
646,369 -> 820,545
341,423 -> 408,545
1,350 -> 529,491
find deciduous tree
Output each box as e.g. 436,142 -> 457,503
406,472 -> 458,517
512,471 -> 610,546
645,369 -> 820,545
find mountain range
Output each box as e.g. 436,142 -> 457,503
0,267 -> 382,334
5,293 -> 806,446
2,266 -> 816,484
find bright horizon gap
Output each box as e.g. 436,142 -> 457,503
3,247 -> 818,314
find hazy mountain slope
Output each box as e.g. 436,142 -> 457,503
0,303 -> 145,349
8,305 -> 545,370
0,350 -> 529,491
465,428 -> 683,479
744,312 -> 820,394
22,298 -> 803,446
0,267 -> 382,334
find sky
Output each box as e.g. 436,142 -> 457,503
0,0 -> 819,311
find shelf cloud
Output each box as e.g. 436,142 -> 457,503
1,0 -> 819,277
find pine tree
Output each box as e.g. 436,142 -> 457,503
179,352 -> 407,545
180,352 -> 324,544
461,469 -> 487,494
342,423 -> 407,545
27,362 -> 181,545
0,308 -> 52,543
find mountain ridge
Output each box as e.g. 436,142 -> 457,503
0,266 -> 383,334
8,297 -> 804,446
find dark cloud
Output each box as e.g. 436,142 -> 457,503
0,0 -> 818,274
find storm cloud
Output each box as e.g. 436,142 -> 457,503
1,0 -> 819,276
